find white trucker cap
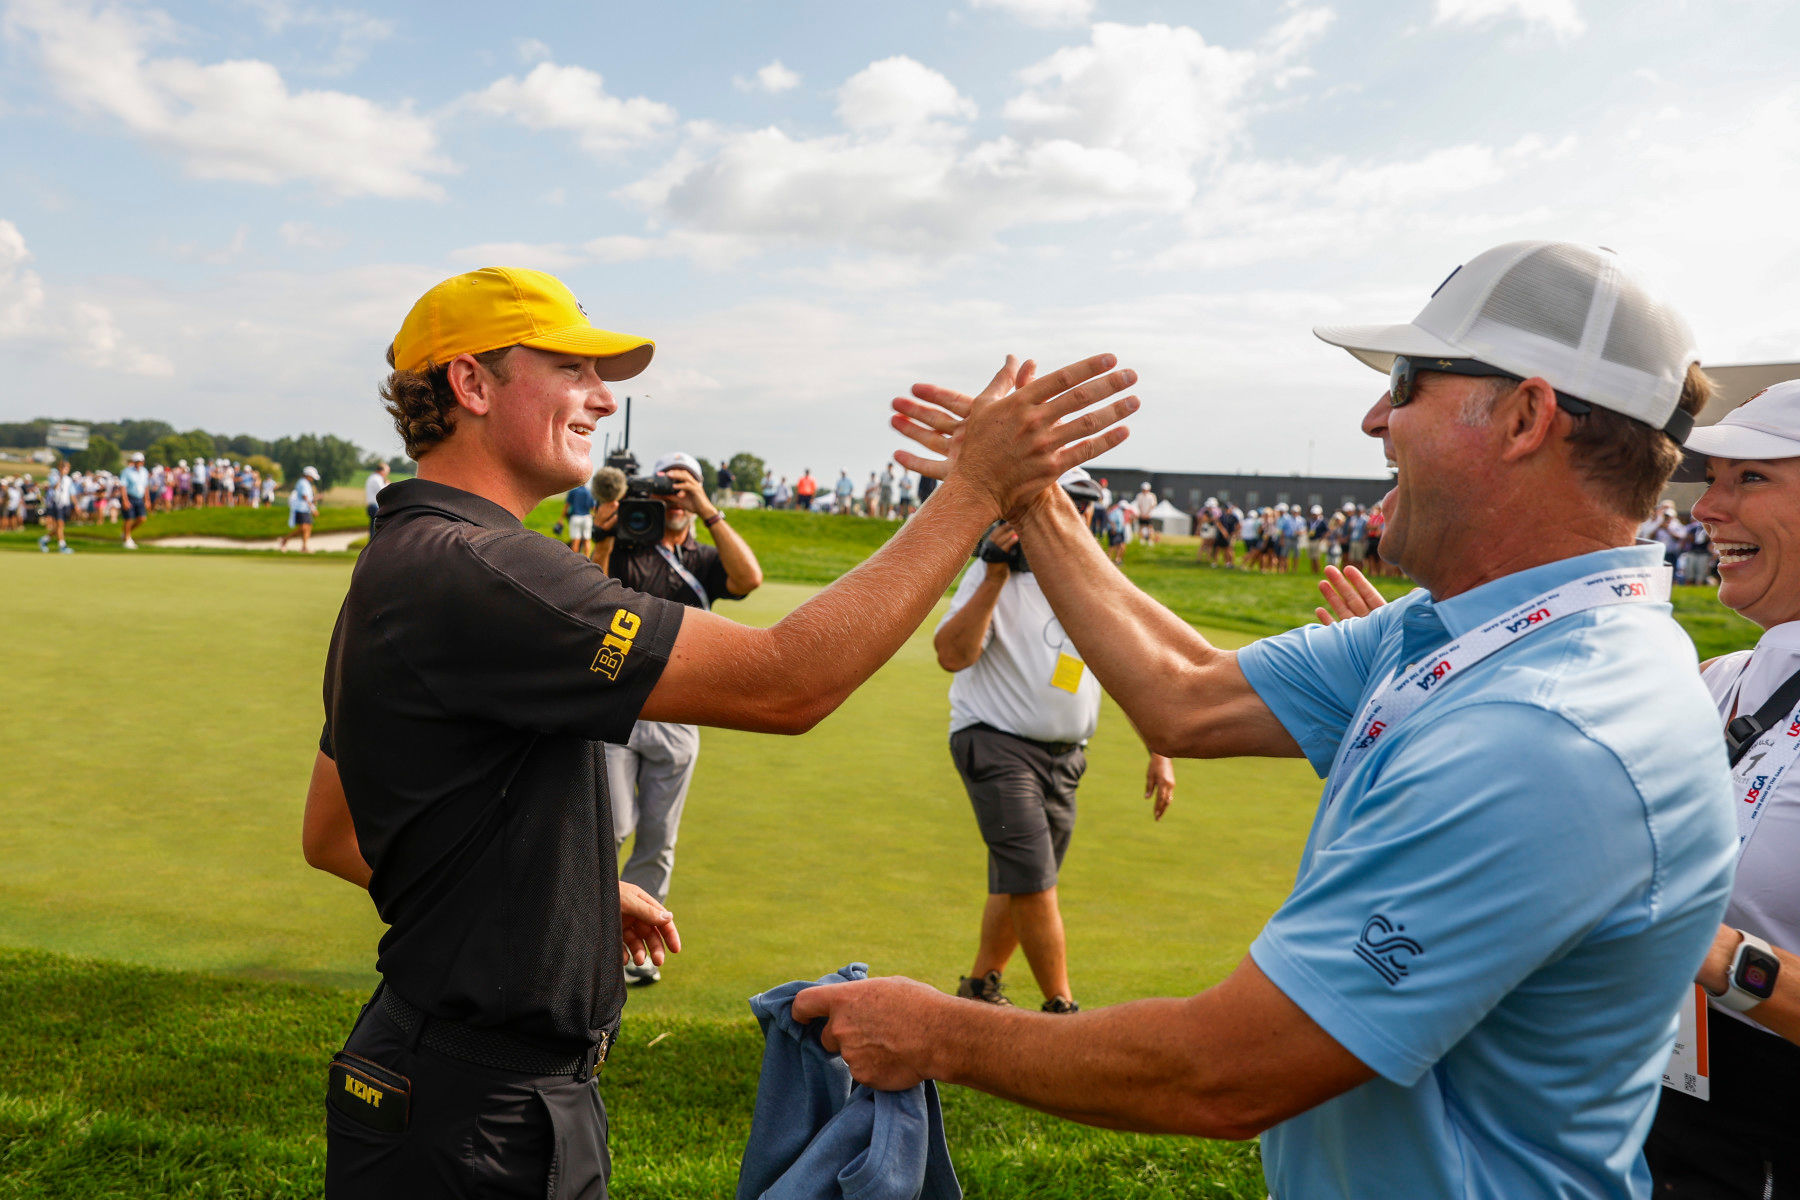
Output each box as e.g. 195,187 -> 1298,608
1685,379 -> 1800,461
1314,241 -> 1700,441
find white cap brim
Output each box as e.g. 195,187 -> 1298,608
1684,423 -> 1800,461
1312,322 -> 1465,373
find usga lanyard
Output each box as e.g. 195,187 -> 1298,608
1724,671 -> 1800,862
1325,564 -> 1671,808
655,542 -> 710,609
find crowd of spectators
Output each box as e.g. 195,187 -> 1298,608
1639,497 -> 1719,585
5,454 -> 291,552
749,463 -> 922,518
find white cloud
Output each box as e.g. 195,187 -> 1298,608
516,36 -> 551,63
464,62 -> 677,156
1433,0 -> 1585,39
5,0 -> 450,199
624,17 -> 1329,257
836,57 -> 975,130
737,59 -> 800,94
968,0 -> 1094,29
0,218 -> 171,376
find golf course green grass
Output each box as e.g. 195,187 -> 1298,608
0,509 -> 1762,1197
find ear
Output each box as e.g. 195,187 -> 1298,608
1495,377 -> 1561,463
446,354 -> 495,417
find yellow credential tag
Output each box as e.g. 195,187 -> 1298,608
1051,653 -> 1085,693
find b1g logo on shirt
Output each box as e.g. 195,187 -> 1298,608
1503,607 -> 1552,634
1354,914 -> 1423,986
590,610 -> 641,680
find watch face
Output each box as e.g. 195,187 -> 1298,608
1737,948 -> 1781,1000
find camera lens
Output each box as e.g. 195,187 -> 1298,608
622,506 -> 656,537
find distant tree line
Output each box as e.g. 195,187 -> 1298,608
0,418 -> 412,489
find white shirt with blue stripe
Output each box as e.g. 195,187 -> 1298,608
1238,543 -> 1735,1200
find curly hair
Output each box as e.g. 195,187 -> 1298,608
379,345 -> 515,459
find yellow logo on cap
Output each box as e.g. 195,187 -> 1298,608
591,610 -> 641,680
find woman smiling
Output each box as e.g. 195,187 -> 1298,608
1645,379 -> 1800,1198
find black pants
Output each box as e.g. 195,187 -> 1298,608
1644,1013 -> 1800,1199
325,990 -> 610,1199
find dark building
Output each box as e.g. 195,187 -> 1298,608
1084,465 -> 1393,514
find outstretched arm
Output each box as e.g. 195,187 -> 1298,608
791,954 -> 1373,1139
889,386 -> 1297,761
638,355 -> 1140,733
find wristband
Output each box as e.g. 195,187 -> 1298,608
703,512 -> 725,529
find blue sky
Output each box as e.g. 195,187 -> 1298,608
4,0 -> 1798,479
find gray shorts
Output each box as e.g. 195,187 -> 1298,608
950,725 -> 1085,895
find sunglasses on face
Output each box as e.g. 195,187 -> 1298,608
1386,356 -> 1592,417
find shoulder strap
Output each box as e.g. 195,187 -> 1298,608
1726,665 -> 1800,765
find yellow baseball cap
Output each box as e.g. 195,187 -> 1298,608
390,267 -> 654,380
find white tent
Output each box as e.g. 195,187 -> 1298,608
1148,499 -> 1191,537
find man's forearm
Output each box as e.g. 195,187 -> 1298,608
1011,490 -> 1281,757
707,515 -> 762,592
649,478 -> 994,732
933,570 -> 1004,670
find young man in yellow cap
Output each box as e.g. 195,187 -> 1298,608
299,265 -> 1140,1198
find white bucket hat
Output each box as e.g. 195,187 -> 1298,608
1685,379 -> 1800,461
1315,240 -> 1699,440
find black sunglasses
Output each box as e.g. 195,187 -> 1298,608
1387,356 -> 1592,417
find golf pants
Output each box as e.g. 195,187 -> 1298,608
607,719 -> 700,906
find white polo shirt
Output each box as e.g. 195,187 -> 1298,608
365,472 -> 385,506
1703,619 -> 1800,1032
939,563 -> 1102,745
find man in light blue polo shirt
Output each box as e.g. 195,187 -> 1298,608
794,242 -> 1737,1200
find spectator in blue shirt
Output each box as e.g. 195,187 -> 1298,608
564,477 -> 597,557
797,241 -> 1735,1200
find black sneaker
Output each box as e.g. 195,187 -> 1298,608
955,970 -> 1013,1006
1041,996 -> 1080,1014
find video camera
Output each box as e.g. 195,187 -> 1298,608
604,450 -> 680,547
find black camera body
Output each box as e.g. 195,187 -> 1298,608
975,520 -> 1029,572
606,450 -> 681,547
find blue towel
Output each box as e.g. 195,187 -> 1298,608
737,963 -> 961,1200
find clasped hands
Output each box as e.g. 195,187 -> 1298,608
891,353 -> 1141,521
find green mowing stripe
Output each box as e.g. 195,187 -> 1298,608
0,950 -> 1265,1198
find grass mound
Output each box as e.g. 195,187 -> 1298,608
0,949 -> 1264,1199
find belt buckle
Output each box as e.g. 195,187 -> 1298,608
578,1031 -> 609,1081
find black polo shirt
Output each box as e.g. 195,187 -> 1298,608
606,536 -> 740,610
320,479 -> 684,1052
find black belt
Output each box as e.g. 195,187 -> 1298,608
378,987 -> 611,1082
967,722 -> 1081,758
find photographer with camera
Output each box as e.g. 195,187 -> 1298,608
936,467 -> 1175,1014
592,451 -> 762,983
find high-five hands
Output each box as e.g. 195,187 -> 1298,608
892,354 -> 1139,519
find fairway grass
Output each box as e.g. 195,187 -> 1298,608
1,552 -> 1319,1011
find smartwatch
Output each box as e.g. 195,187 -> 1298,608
1707,931 -> 1780,1012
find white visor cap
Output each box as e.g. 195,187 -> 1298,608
1685,379 -> 1800,461
652,452 -> 703,478
1314,241 -> 1699,438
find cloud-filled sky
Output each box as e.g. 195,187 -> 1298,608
3,0 -> 1798,480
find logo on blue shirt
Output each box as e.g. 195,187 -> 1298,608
1354,914 -> 1423,986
